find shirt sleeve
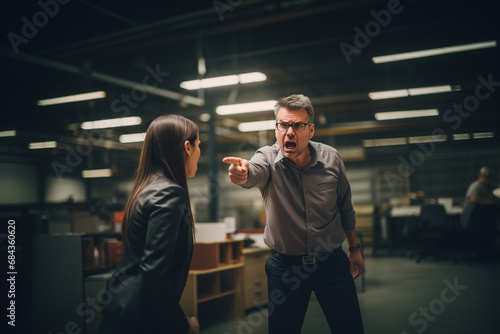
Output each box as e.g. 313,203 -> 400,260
140,185 -> 190,333
336,153 -> 356,231
241,149 -> 271,189
465,182 -> 480,198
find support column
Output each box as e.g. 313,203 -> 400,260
208,105 -> 218,222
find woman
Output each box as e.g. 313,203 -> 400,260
99,114 -> 200,334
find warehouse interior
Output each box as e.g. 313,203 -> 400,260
1,0 -> 499,333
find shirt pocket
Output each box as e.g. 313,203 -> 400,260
317,180 -> 338,205
317,180 -> 337,191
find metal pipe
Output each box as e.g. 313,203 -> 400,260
0,48 -> 204,107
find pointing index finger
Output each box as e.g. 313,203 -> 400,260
222,157 -> 242,166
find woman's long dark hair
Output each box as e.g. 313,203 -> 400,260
122,114 -> 198,244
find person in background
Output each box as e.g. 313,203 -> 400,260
461,167 -> 500,225
223,94 -> 364,334
461,166 -> 500,254
99,114 -> 201,334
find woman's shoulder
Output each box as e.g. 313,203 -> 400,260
140,178 -> 187,205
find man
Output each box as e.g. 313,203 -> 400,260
461,167 -> 500,252
461,166 -> 500,226
223,94 -> 364,334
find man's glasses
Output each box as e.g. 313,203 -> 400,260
275,122 -> 313,132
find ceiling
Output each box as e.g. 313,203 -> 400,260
1,0 -> 499,172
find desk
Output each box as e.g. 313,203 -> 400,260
391,205 -> 421,217
242,247 -> 270,310
385,205 -> 463,254
390,205 -> 463,217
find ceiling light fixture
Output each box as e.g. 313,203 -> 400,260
372,40 -> 497,64
473,132 -> 494,139
29,141 -> 57,149
216,100 -> 277,115
0,130 -> 16,137
408,135 -> 447,144
369,85 -> 459,100
238,120 -> 276,132
119,132 -> 146,143
180,72 -> 267,90
81,116 -> 142,130
374,109 -> 439,121
363,137 -> 407,147
82,169 -> 112,178
37,91 -> 106,106
453,133 -> 470,141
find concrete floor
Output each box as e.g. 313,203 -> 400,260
200,254 -> 500,334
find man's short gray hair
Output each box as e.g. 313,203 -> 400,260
274,94 -> 314,122
479,166 -> 491,175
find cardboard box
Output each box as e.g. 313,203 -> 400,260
71,212 -> 98,233
195,222 -> 227,243
105,239 -> 124,266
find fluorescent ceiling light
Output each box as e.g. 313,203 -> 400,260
29,141 -> 57,149
198,57 -> 206,76
374,109 -> 439,121
453,133 -> 470,141
369,89 -> 408,100
408,135 -> 447,144
180,72 -> 266,90
216,100 -> 277,115
369,85 -> 458,100
0,130 -> 16,137
38,91 -> 106,106
363,137 -> 407,147
119,132 -> 146,143
473,132 -> 494,139
238,120 -> 276,132
372,40 -> 497,63
408,85 -> 454,96
199,113 -> 211,122
81,116 -> 142,130
82,169 -> 112,178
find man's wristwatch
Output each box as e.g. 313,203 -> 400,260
348,242 -> 361,252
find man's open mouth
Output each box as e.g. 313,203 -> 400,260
285,141 -> 297,150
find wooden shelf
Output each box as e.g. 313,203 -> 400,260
198,289 -> 237,303
180,240 -> 244,324
190,239 -> 244,270
189,262 -> 243,275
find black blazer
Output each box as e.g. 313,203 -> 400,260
100,177 -> 194,334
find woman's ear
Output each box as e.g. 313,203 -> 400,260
184,140 -> 191,156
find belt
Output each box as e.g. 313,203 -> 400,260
271,247 -> 340,264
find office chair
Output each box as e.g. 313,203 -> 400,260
457,204 -> 499,264
415,204 -> 451,263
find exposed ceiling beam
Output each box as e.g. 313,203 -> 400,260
0,48 -> 204,107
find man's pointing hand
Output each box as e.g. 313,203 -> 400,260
223,157 -> 249,184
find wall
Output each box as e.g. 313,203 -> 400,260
0,162 -> 38,204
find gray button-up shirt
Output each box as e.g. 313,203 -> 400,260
241,140 -> 356,256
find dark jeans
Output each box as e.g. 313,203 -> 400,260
265,248 -> 364,334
